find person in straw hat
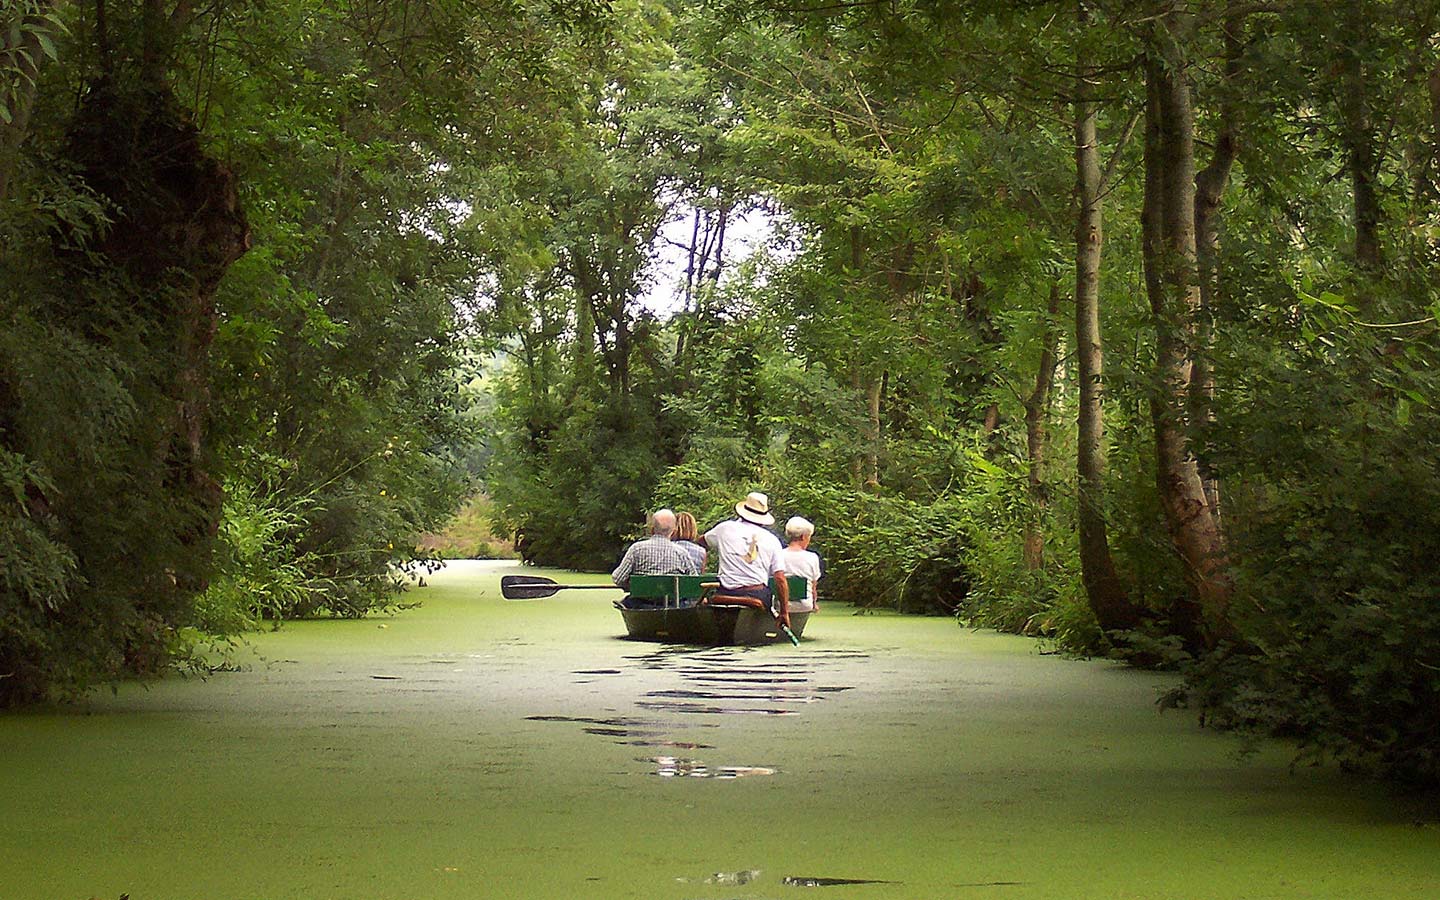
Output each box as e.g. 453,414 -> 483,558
702,491 -> 791,624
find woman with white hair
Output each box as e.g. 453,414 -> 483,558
781,516 -> 822,612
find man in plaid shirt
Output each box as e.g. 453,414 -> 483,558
611,508 -> 699,597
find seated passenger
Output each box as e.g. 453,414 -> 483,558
611,508 -> 700,607
703,491 -> 790,625
781,516 -> 822,613
672,510 -> 708,572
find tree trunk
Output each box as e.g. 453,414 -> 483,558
1074,5 -> 1139,631
1142,16 -> 1232,646
863,372 -> 882,490
1425,56 -> 1440,200
709,202 -> 728,281
1339,0 -> 1382,270
1191,0 -> 1244,526
848,367 -> 864,484
613,313 -> 631,397
63,79 -> 249,599
1022,284 -> 1062,572
684,207 -> 701,308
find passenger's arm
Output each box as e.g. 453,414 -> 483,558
773,568 -> 790,625
611,547 -> 634,589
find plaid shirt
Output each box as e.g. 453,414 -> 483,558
611,535 -> 700,588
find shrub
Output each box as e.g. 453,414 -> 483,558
194,479 -> 320,635
417,493 -> 517,559
1173,300 -> 1440,783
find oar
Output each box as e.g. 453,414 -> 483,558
777,618 -> 800,647
500,575 -> 618,600
773,585 -> 801,647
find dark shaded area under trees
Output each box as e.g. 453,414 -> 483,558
3,0 -> 1440,785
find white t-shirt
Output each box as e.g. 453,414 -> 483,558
780,548 -> 821,608
704,519 -> 785,589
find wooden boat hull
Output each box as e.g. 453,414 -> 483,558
616,603 -> 810,645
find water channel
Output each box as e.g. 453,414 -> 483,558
2,560 -> 1436,898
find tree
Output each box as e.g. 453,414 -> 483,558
1074,2 -> 1140,629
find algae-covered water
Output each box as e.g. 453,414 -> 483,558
2,561 -> 1437,900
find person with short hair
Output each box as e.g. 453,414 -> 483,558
672,510 -> 708,572
781,516 -> 822,612
611,509 -> 699,603
703,491 -> 791,624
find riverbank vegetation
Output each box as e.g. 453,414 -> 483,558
3,0 -> 1439,783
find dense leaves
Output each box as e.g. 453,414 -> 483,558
3,0 -> 1440,785
476,0 -> 1440,783
0,0 -> 604,703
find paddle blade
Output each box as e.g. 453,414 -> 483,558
500,575 -> 561,600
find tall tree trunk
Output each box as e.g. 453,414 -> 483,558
681,205 -> 701,324
613,313 -> 631,397
1423,56 -> 1440,201
1191,1 -> 1244,526
0,0 -> 68,204
1339,0 -> 1383,271
863,372 -> 882,490
1142,14 -> 1232,646
709,202 -> 728,281
1074,4 -> 1139,631
1022,285 -> 1062,572
63,77 -> 249,601
849,366 -> 865,485
570,253 -> 597,377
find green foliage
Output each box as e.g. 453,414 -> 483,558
0,172 -> 205,704
4,0 -> 1440,793
0,0 -> 605,701
947,452 -> 1097,649
1172,283 -> 1440,781
0,1 -> 65,126
0,448 -> 74,604
418,493 -> 516,560
196,0 -> 564,617
0,445 -> 79,697
195,477 -> 320,635
490,382 -> 680,570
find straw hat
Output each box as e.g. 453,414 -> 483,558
735,491 -> 775,526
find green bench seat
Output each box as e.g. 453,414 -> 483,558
627,573 -> 805,602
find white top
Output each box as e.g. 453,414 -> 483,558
780,548 -> 821,609
704,519 -> 785,589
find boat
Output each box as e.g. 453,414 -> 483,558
499,572 -> 811,645
615,574 -> 810,645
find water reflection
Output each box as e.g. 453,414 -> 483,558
530,644 -> 859,779
782,875 -> 899,887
